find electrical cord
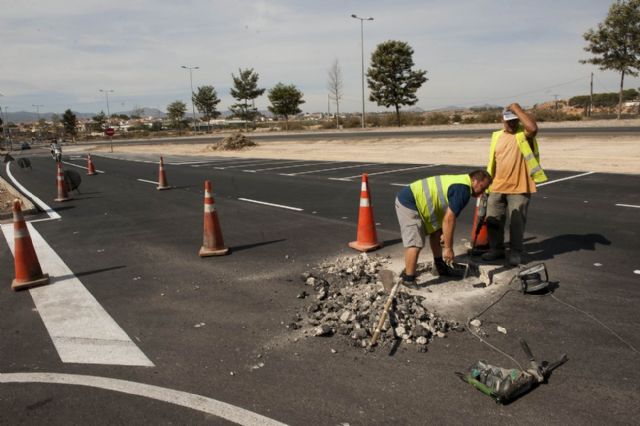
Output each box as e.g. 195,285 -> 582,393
467,271 -> 640,367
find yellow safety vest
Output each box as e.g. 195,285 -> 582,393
409,174 -> 472,234
487,126 -> 547,184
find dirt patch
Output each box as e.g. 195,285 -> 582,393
208,132 -> 256,151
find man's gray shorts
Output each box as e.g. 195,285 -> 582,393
395,197 -> 426,248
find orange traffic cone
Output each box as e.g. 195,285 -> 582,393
157,156 -> 170,190
11,200 -> 49,291
54,162 -> 70,202
87,154 -> 97,176
349,173 -> 382,252
199,180 -> 229,257
471,198 -> 489,248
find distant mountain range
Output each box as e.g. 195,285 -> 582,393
1,108 -> 166,123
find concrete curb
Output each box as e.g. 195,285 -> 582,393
0,175 -> 37,221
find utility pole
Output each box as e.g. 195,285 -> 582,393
554,95 -> 559,113
181,65 -> 199,132
589,72 -> 594,117
351,14 -> 374,129
327,94 -> 331,117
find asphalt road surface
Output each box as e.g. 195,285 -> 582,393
1,151 -> 639,425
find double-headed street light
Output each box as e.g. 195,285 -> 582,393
181,65 -> 199,132
351,14 -> 374,129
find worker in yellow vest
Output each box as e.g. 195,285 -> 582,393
395,170 -> 492,287
482,103 -> 547,266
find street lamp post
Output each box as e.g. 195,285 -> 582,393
181,65 -> 199,132
99,89 -> 114,152
32,104 -> 44,141
351,14 -> 374,129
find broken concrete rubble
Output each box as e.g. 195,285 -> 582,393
291,253 -> 462,352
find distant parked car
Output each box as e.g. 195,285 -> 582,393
21,142 -> 31,150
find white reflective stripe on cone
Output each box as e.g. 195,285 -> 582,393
360,198 -> 370,207
204,204 -> 216,213
361,182 -> 367,191
14,228 -> 29,239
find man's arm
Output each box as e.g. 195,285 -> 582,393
508,102 -> 538,138
442,208 -> 456,263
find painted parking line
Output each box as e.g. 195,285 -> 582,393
6,163 -> 60,220
615,203 -> 640,209
337,164 -> 440,180
137,179 -> 159,185
536,171 -> 595,187
238,198 -> 303,211
0,224 -> 153,366
62,160 -> 105,174
192,158 -> 259,167
244,161 -> 343,173
0,372 -> 286,425
216,160 -> 301,170
280,162 -> 379,176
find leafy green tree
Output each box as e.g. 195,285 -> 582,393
92,111 -> 107,129
230,68 -> 265,130
167,100 -> 187,130
367,40 -> 428,126
193,85 -> 222,124
62,109 -> 78,141
581,0 -> 640,119
267,83 -> 305,130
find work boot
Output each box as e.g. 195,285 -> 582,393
481,250 -> 505,261
400,271 -> 419,289
435,260 -> 465,277
509,251 -> 522,266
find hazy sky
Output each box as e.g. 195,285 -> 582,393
1,0 -> 638,115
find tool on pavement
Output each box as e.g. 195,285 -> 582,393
509,263 -> 550,294
349,173 -> 382,252
456,338 -> 567,404
369,269 -> 400,348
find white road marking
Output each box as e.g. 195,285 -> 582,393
62,161 -> 105,174
281,162 -> 379,176
238,198 -> 303,211
171,160 -> 231,165
327,177 -> 352,182
245,161 -> 342,172
615,203 -> 640,209
338,164 -> 440,180
216,160 -> 300,170
390,183 -> 409,187
5,163 -> 61,220
0,372 -> 286,426
0,224 -> 153,366
536,171 -> 595,187
137,179 -> 159,185
634,270 -> 640,275
192,158 -> 257,168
